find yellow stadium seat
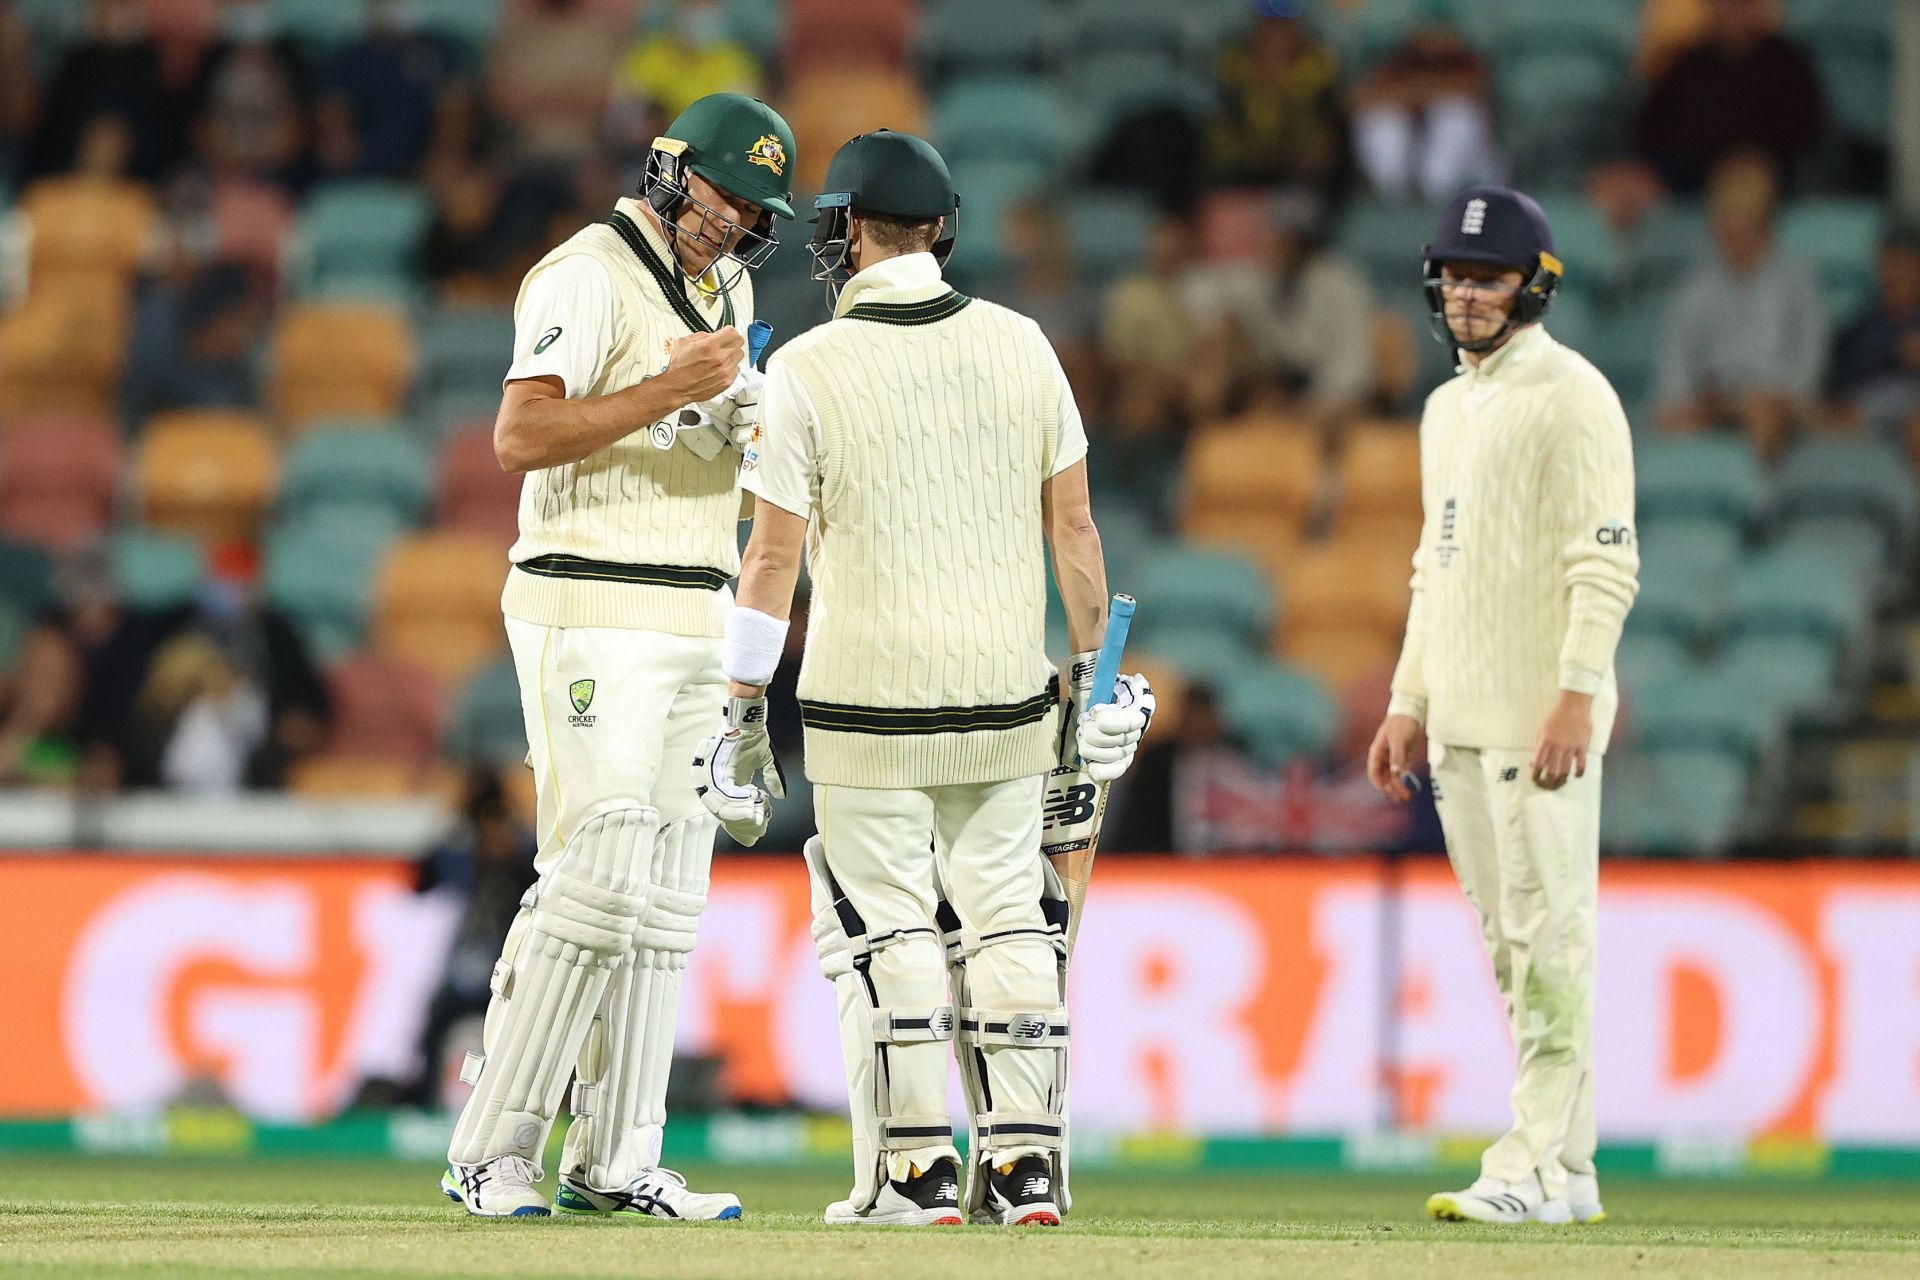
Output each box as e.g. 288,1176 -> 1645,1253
373,531 -> 509,688
138,410 -> 278,542
0,272 -> 132,418
20,176 -> 158,279
289,754 -> 425,799
1336,420 -> 1422,524
1277,539 -> 1412,638
270,303 -> 416,429
789,68 -> 927,192
1179,421 -> 1320,571
1278,623 -> 1399,698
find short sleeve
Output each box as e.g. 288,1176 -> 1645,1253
504,256 -> 619,399
740,358 -> 822,519
1045,340 -> 1089,478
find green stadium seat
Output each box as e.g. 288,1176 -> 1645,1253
1534,194 -> 1622,291
1219,662 -> 1337,767
1817,48 -> 1891,144
268,0 -> 368,46
295,181 -> 433,296
1773,516 -> 1892,593
1133,626 -> 1257,691
418,308 -> 517,404
724,0 -> 782,58
1715,632 -> 1842,720
408,0 -> 505,50
943,158 -> 1048,282
921,0 -> 1067,79
1629,550 -> 1725,644
1340,201 -> 1447,293
1602,747 -> 1748,856
1640,514 -> 1743,582
1070,51 -> 1206,136
1779,199 -> 1884,315
1623,201 -> 1711,298
1068,0 -> 1201,58
443,656 -> 527,766
1131,545 -> 1275,650
1313,0 -> 1422,70
424,386 -> 505,441
0,536 -> 54,616
1576,303 -> 1658,405
1492,0 -> 1637,60
1635,435 -> 1766,527
1726,546 -> 1872,644
1614,629 -> 1693,701
279,430 -> 433,530
1774,436 -> 1916,554
932,79 -> 1078,171
0,596 -> 25,668
109,529 -> 205,610
1495,52 -> 1621,185
1065,188 -> 1157,288
264,520 -> 399,659
1628,672 -> 1779,764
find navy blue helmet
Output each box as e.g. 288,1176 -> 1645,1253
1422,186 -> 1562,352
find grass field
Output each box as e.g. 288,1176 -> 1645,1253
2,1157 -> 1918,1279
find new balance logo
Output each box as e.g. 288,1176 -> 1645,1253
1008,1014 -> 1051,1041
1499,767 -> 1520,782
1043,783 -> 1097,827
1022,1178 -> 1049,1197
1460,198 -> 1487,235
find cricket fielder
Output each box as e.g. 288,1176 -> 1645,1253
438,93 -> 797,1220
689,131 -> 1153,1226
1366,187 -> 1639,1225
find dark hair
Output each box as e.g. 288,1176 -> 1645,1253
858,210 -> 941,254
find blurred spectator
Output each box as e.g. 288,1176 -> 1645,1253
123,261 -> 270,423
985,200 -> 1100,401
423,164 -> 514,300
0,0 -> 33,182
490,0 -> 620,168
614,0 -> 760,122
1350,2 -> 1502,204
22,0 -> 191,184
317,0 -> 471,179
409,768 -> 537,1104
139,631 -> 269,794
1632,0 -> 1822,196
1101,214 -> 1203,428
1184,195 -> 1375,433
1654,153 -> 1825,460
1203,8 -> 1346,198
187,0 -> 316,192
1108,684 -> 1238,853
0,614 -> 79,786
1827,225 -> 1920,430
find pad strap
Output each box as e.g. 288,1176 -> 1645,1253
873,1006 -> 957,1044
976,1111 -> 1065,1150
880,1118 -> 957,1150
959,1006 -> 1070,1048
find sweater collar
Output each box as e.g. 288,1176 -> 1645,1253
833,251 -> 948,319
614,196 -> 727,301
1457,320 -> 1552,380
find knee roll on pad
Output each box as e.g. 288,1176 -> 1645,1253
447,807 -> 656,1169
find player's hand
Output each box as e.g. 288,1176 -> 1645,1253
664,327 -> 746,405
1075,673 -> 1155,783
691,696 -> 785,846
1530,691 -> 1592,791
1366,714 -> 1425,802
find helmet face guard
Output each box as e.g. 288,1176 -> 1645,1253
642,139 -> 779,292
1421,248 -> 1562,354
808,192 -> 960,308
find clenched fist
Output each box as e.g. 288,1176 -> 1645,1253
663,327 -> 746,405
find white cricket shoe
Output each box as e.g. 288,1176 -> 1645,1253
553,1167 -> 742,1221
825,1159 -> 965,1227
440,1155 -> 550,1218
1564,1171 -> 1607,1223
1427,1173 -> 1566,1224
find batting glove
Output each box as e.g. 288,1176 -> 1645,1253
691,696 -> 787,846
1074,673 -> 1156,783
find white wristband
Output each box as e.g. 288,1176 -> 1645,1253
723,606 -> 789,685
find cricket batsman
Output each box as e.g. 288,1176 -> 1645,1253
689,130 -> 1154,1226
1366,187 -> 1639,1225
438,92 -> 796,1220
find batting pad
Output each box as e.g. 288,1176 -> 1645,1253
562,811 -> 717,1192
447,806 -> 656,1169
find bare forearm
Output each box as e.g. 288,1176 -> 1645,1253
494,376 -> 689,473
1049,520 -> 1108,653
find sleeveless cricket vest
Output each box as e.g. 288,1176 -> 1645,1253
502,197 -> 753,637
776,279 -> 1065,788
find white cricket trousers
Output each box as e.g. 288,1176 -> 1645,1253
1429,742 -> 1601,1200
505,616 -> 725,868
816,774 -> 1058,1173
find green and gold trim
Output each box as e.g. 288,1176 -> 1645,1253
842,290 -> 972,327
800,676 -> 1059,736
515,554 -> 730,591
607,210 -> 736,333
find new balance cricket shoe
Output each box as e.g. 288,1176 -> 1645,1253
1564,1171 -> 1606,1223
824,1159 -> 964,1227
981,1155 -> 1061,1226
553,1167 -> 742,1221
1427,1174 -> 1567,1224
440,1156 -> 550,1218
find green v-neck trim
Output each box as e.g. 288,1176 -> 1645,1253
841,290 -> 972,326
607,210 -> 735,333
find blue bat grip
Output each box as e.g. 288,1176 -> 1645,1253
747,319 -> 772,369
1088,594 -> 1135,707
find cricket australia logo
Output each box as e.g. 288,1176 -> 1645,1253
1460,197 -> 1487,235
568,678 -> 597,727
745,133 -> 787,176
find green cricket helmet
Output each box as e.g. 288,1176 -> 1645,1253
809,130 -> 960,301
641,92 -> 797,280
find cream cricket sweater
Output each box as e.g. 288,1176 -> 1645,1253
752,254 -> 1081,788
501,198 -> 752,637
1387,323 -> 1640,754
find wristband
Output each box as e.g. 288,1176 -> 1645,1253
723,606 -> 789,685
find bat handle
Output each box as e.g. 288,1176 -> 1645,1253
1087,594 -> 1135,708
746,319 -> 772,369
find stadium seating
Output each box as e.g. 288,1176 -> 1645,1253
443,656 -> 528,767
1131,544 -> 1275,652
278,429 -> 433,533
316,650 -> 445,772
0,416 -> 120,553
265,518 -> 399,659
931,79 -> 1076,171
1220,663 -> 1338,767
1779,199 -> 1885,314
269,303 -> 416,429
1335,421 -> 1421,525
1180,422 -> 1320,572
137,411 -> 279,544
415,308 -> 517,408
1635,434 -> 1767,529
1628,551 -> 1726,644
1725,546 -> 1873,647
292,181 -> 434,299
1064,188 -> 1158,289
785,67 -> 928,192
437,426 -> 522,545
919,0 -> 1066,80
1628,671 -> 1780,763
784,0 -> 914,71
1134,626 -> 1256,691
18,177 -> 157,280
372,531 -> 509,687
0,537 -> 54,617
110,529 -> 207,610
1716,632 -> 1843,720
1772,436 -> 1916,558
0,272 -> 132,418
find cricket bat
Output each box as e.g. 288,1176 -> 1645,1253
1042,593 -> 1135,954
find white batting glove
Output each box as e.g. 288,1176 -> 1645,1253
691,695 -> 786,846
1074,673 -> 1156,783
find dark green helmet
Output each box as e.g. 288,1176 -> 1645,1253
809,130 -> 961,301
641,93 -> 797,286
